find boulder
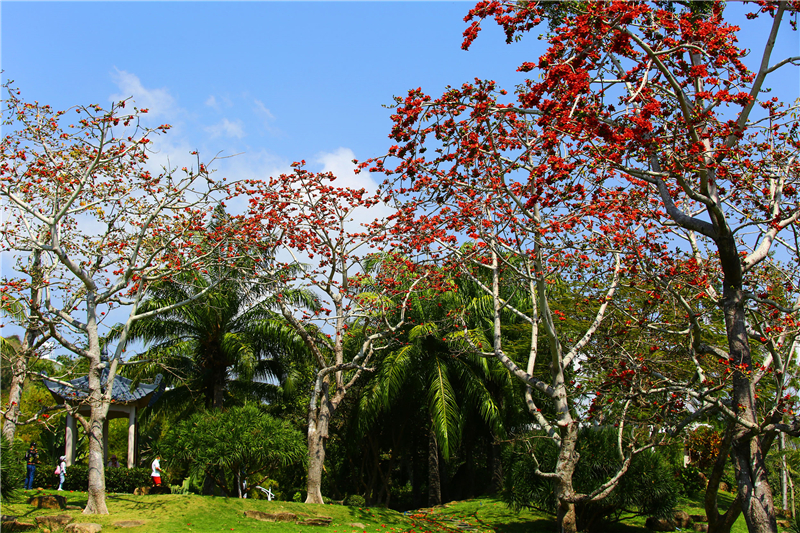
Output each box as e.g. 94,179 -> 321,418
690,514 -> 708,523
719,481 -> 731,492
28,495 -> 67,510
244,510 -> 298,522
65,524 -> 102,533
298,517 -> 334,526
149,486 -> 171,495
112,521 -> 147,528
349,523 -> 367,529
693,524 -> 708,532
1,519 -> 38,532
133,487 -> 150,496
35,515 -> 74,529
66,505 -> 82,510
645,517 -> 675,531
674,510 -> 694,529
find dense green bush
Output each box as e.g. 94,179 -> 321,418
504,428 -> 678,532
344,494 -> 366,507
52,465 -> 152,493
676,465 -> 706,496
1,436 -> 25,499
162,404 -> 306,498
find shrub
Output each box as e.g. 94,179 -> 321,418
57,465 -> 152,493
504,427 -> 678,532
676,465 -> 706,497
162,405 -> 306,499
344,494 -> 366,507
1,436 -> 25,499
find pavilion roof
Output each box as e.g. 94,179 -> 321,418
44,369 -> 164,407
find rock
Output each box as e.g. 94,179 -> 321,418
112,520 -> 146,528
149,486 -> 171,495
349,523 -> 367,529
693,524 -> 708,532
674,510 -> 694,529
719,481 -> 731,492
1,520 -> 38,532
36,515 -> 74,529
66,505 -> 82,510
645,517 -> 675,531
133,487 -> 150,496
298,517 -> 333,526
28,495 -> 67,510
244,510 -> 298,522
65,523 -> 102,533
690,514 -> 708,523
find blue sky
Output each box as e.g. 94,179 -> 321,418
2,2 -> 797,199
2,1 -> 541,194
2,2 -> 798,356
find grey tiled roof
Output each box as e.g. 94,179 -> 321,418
44,370 -> 164,406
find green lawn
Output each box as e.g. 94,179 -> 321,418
0,490 -> 754,532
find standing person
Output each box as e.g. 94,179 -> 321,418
151,455 -> 163,487
107,455 -> 120,468
56,455 -> 66,491
24,442 -> 38,490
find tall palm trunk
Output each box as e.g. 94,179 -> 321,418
428,429 -> 442,506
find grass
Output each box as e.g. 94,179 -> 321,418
0,489 -> 754,533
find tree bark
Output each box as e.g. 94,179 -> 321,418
2,352 -> 27,442
428,429 -> 442,506
720,252 -> 778,533
2,251 -> 45,443
305,384 -> 333,504
705,422 -> 742,533
487,440 -> 503,494
555,424 -> 580,533
83,363 -> 110,514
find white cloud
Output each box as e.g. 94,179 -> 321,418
315,147 -> 378,194
204,118 -> 246,139
254,99 -> 277,133
205,95 -> 219,109
109,69 -> 177,119
314,147 -> 393,228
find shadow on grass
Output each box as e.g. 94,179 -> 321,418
108,493 -> 169,511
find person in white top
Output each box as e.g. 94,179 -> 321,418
56,455 -> 66,490
151,455 -> 163,486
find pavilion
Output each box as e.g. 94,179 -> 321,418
44,368 -> 164,468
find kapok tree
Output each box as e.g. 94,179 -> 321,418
245,164 -> 430,504
455,2 -> 800,532
369,75 -> 667,531
0,86 -> 237,514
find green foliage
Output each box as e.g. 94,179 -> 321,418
0,435 -> 25,499
344,493 -> 366,507
161,404 -> 306,498
504,428 -> 678,532
48,464 -> 152,492
675,465 -> 706,497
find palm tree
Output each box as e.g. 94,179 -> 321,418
116,260 -> 317,417
346,271 -> 519,507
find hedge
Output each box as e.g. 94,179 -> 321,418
30,464 -> 152,493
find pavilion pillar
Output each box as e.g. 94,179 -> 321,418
127,407 -> 136,469
65,414 -> 77,466
103,419 -> 109,465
